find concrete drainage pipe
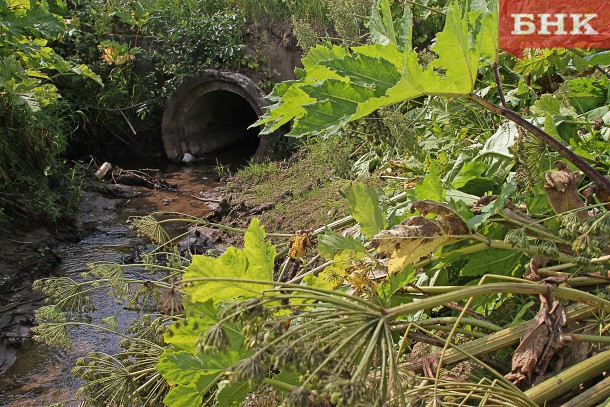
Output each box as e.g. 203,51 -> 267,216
162,70 -> 271,162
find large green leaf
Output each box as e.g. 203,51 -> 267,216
163,299 -> 217,352
158,349 -> 244,407
369,0 -> 396,46
321,54 -> 401,93
215,380 -> 253,406
347,182 -> 388,238
317,231 -> 367,259
184,219 -> 276,303
460,249 -> 526,277
256,0 -> 498,137
583,50 -> 610,66
414,164 -> 445,202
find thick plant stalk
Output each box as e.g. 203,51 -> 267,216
466,93 -> 610,197
561,375 -> 610,407
399,303 -> 595,373
385,283 -> 610,320
524,348 -> 610,405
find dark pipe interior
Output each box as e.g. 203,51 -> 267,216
183,90 -> 260,160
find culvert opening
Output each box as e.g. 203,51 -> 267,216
162,70 -> 273,163
183,90 -> 260,160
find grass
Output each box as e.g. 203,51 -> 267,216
235,160 -> 279,184
230,0 -> 330,25
228,135 -> 382,233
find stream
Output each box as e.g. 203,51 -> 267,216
0,162 -> 225,406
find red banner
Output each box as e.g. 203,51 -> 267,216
499,0 -> 610,56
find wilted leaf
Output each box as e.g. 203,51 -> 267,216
544,161 -> 586,219
101,44 -> 135,65
288,231 -> 315,258
305,250 -> 365,290
506,287 -> 566,388
372,201 -> 469,274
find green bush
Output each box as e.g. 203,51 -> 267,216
0,0 -> 97,223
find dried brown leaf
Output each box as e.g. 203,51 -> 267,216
505,285 -> 566,388
544,161 -> 586,219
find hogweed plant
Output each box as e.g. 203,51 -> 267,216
30,0 -> 610,405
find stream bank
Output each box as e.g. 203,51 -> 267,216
0,162 -> 227,406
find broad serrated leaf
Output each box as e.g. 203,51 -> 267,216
159,349 -> 243,407
321,54 -> 400,93
215,380 -> 252,406
352,42 -> 404,67
378,266 -> 416,303
305,250 -> 364,290
163,382 -> 205,407
292,100 -> 354,137
415,164 -> 445,202
347,182 -> 388,238
460,249 -> 525,277
317,231 -> 367,259
158,349 -> 229,384
301,44 -> 349,81
184,219 -> 276,303
429,2 -> 479,92
257,84 -> 312,133
475,5 -> 499,61
370,0 -> 397,46
296,80 -> 380,135
243,218 -> 276,281
532,94 -> 561,116
396,4 -> 413,52
259,0 -> 497,137
163,299 -> 217,352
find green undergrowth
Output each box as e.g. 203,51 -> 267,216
227,136 -> 383,232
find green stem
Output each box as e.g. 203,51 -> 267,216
565,333 -> 610,344
263,377 -> 297,392
561,374 -> 610,407
399,302 -> 595,373
466,93 -> 610,197
562,119 -> 610,128
468,236 -> 582,266
134,371 -> 161,394
393,316 -> 502,332
178,277 -> 381,310
385,282 -> 610,320
353,318 -> 385,379
524,348 -> 610,404
153,217 -> 293,237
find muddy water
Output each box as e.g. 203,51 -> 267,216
0,163 -> 222,406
